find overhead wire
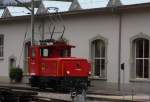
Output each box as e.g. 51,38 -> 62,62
47,7 -> 59,39
39,0 -> 110,38
47,7 -> 66,40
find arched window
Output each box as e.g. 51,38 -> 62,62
133,38 -> 149,78
91,39 -> 107,78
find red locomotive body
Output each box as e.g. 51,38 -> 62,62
28,41 -> 91,91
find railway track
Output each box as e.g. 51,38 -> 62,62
0,86 -> 121,102
0,87 -> 37,102
0,84 -> 143,102
0,86 -> 72,102
0,85 -> 96,102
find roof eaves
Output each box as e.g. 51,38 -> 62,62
117,2 -> 150,13
1,2 -> 150,22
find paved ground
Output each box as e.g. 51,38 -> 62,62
38,91 -> 150,102
89,80 -> 150,95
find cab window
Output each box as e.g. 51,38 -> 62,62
31,49 -> 36,58
60,49 -> 70,57
40,48 -> 52,57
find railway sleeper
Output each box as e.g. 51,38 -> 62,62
0,87 -> 38,102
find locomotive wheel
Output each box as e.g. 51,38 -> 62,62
53,86 -> 59,92
39,85 -> 46,90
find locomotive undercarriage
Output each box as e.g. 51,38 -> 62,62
29,76 -> 89,92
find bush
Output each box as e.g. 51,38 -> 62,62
9,67 -> 23,83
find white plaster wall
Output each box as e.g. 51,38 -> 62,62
0,20 -> 41,76
2,12 -> 149,84
121,12 -> 150,83
0,22 -> 27,76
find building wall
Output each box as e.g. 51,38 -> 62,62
0,22 -> 26,76
121,12 -> 150,83
0,11 -> 150,85
0,20 -> 42,76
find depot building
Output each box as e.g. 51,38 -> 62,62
0,0 -> 150,92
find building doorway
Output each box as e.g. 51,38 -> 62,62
9,57 -> 16,69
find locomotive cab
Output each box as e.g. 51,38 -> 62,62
28,40 -> 91,91
39,41 -> 74,58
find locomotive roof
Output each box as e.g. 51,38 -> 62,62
35,42 -> 75,48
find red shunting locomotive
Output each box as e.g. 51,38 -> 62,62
28,40 -> 91,91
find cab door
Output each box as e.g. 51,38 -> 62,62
40,47 -> 58,76
28,47 -> 40,76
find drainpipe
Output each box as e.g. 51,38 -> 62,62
118,13 -> 122,91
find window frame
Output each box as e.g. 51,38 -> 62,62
93,39 -> 106,78
89,35 -> 108,80
134,38 -> 149,79
0,34 -> 4,58
130,33 -> 150,81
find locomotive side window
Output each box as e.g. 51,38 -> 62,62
43,49 -> 48,57
40,48 -> 52,57
60,49 -> 70,57
31,49 -> 36,58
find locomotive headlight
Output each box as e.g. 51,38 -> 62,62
66,71 -> 70,75
30,73 -> 36,76
88,71 -> 91,75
